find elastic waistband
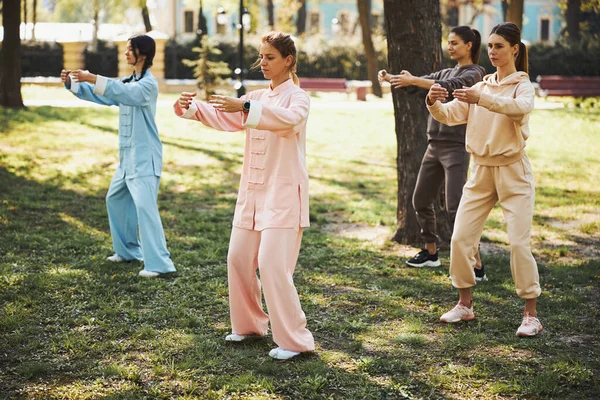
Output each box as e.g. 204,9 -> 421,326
472,149 -> 525,167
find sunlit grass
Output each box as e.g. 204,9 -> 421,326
0,87 -> 599,398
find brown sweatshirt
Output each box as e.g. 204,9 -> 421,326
405,64 -> 487,144
427,71 -> 535,166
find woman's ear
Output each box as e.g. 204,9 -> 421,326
285,55 -> 293,68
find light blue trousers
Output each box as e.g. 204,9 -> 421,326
106,174 -> 176,273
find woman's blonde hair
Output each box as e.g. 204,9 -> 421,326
258,31 -> 299,85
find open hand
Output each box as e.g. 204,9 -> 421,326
389,70 -> 414,88
177,92 -> 197,110
209,95 -> 244,113
69,70 -> 92,83
378,69 -> 390,84
60,69 -> 72,84
453,86 -> 481,104
427,84 -> 448,105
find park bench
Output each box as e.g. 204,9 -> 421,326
299,77 -> 371,101
299,77 -> 347,93
536,75 -> 600,98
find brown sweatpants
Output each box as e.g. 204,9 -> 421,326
450,156 -> 541,299
413,141 -> 471,245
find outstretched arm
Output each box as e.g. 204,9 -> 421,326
173,92 -> 245,132
477,82 -> 535,123
61,69 -> 118,106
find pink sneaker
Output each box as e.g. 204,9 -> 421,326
516,313 -> 543,337
440,302 -> 475,323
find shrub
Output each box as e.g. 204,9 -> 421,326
85,40 -> 118,78
21,41 -> 63,77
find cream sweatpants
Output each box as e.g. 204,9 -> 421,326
450,156 -> 541,299
227,226 -> 314,352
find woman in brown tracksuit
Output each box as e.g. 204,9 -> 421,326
427,22 -> 542,337
379,26 -> 486,279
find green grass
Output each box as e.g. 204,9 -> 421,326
1,88 -> 599,399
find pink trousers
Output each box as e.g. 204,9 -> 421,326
227,226 -> 314,352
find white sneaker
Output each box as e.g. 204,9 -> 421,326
440,302 -> 475,323
138,270 -> 160,278
107,254 -> 127,262
225,333 -> 248,342
268,347 -> 301,360
516,312 -> 543,337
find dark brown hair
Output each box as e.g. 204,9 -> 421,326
123,34 -> 155,83
490,22 -> 528,73
450,26 -> 482,64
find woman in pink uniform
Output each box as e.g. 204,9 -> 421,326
174,31 -> 314,360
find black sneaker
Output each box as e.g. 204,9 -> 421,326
405,249 -> 441,268
474,264 -> 488,282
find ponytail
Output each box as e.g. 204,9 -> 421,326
490,23 -> 528,73
450,25 -> 482,64
471,30 -> 482,64
515,42 -> 528,74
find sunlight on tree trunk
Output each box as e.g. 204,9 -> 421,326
383,0 -> 442,245
0,0 -> 24,108
357,0 -> 382,97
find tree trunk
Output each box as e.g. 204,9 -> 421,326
565,0 -> 581,44
267,0 -> 275,31
506,0 -> 524,30
141,5 -> 152,32
501,0 -> 509,21
91,0 -> 99,52
357,0 -> 382,97
383,0 -> 442,245
32,0 -> 37,40
0,0 -> 24,108
296,0 -> 306,35
197,1 -> 208,41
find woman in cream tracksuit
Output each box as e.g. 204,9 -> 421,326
61,35 -> 176,278
174,32 -> 314,360
426,22 -> 542,336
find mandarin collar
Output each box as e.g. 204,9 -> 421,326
268,78 -> 294,97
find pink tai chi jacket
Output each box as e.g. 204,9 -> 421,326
174,79 -> 310,231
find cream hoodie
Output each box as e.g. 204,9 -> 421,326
427,71 -> 535,166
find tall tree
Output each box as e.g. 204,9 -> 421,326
140,0 -> 152,32
383,0 -> 442,244
506,0 -> 524,29
0,0 -> 24,108
501,0 -> 509,20
197,0 -> 208,41
267,0 -> 274,30
31,0 -> 38,40
565,0 -> 582,44
296,0 -> 306,35
357,0 -> 382,97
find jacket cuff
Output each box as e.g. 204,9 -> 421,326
179,100 -> 198,119
478,92 -> 495,109
243,100 -> 262,129
94,75 -> 108,95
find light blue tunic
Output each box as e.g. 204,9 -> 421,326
67,71 -> 175,274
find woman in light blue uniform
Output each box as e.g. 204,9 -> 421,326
60,35 -> 176,278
